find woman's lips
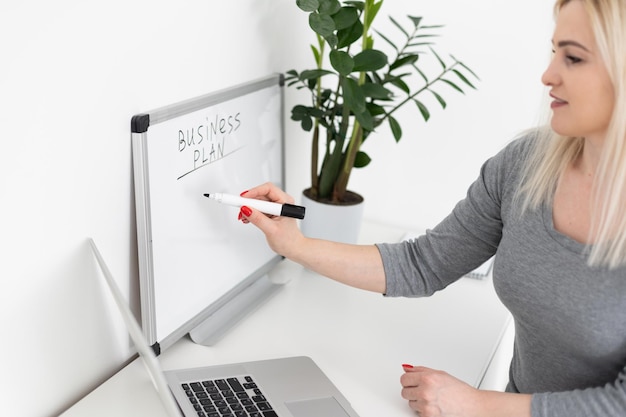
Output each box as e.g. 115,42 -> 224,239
549,93 -> 568,109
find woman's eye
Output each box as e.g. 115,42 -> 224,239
566,55 -> 582,64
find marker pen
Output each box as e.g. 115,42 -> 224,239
204,193 -> 305,219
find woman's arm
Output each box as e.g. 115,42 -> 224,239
239,182 -> 387,293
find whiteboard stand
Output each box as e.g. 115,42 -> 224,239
188,273 -> 282,346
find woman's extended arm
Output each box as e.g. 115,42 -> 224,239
239,182 -> 387,293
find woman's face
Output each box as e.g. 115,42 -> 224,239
541,0 -> 615,141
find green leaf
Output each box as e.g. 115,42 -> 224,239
320,88 -> 332,102
374,30 -> 397,50
456,58 -> 480,80
429,89 -> 447,109
300,117 -> 313,131
415,100 -> 431,121
353,49 -> 388,72
420,24 -> 444,30
291,104 -> 308,115
344,0 -> 364,11
453,69 -> 476,89
297,0 -> 319,12
354,151 -> 372,168
309,13 -> 335,37
414,66 -> 428,83
389,16 -> 408,38
308,107 -> 327,118
388,115 -> 402,141
429,47 -> 446,70
364,0 -> 383,27
292,105 -> 325,121
311,45 -> 321,63
337,19 -> 363,48
291,106 -> 314,131
440,78 -> 465,94
389,54 -> 418,71
390,77 -> 410,94
284,70 -> 299,84
414,34 -> 440,39
332,6 -> 359,30
369,71 -> 383,84
300,69 -> 334,80
326,34 -> 339,48
354,108 -> 374,131
361,82 -> 392,99
407,15 -> 423,28
318,0 -> 341,15
366,102 -> 386,116
341,77 -> 367,113
330,50 -> 354,76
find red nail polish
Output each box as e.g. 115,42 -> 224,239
402,363 -> 414,369
238,211 -> 243,221
240,190 -> 249,196
241,206 -> 252,217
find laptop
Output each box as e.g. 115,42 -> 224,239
90,238 -> 360,417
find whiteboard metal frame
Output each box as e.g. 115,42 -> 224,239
131,74 -> 285,354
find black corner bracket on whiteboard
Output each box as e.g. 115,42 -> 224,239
131,114 -> 151,134
151,341 -> 161,356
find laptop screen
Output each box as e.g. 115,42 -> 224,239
90,238 -> 183,417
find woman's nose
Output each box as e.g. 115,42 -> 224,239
541,59 -> 559,87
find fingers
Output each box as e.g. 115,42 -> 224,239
401,364 -> 430,375
235,183 -> 302,257
238,205 -> 272,230
399,366 -> 473,415
238,204 -> 292,237
400,365 -> 437,390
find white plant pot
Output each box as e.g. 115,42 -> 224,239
300,190 -> 365,244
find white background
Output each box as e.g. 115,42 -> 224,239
0,1 -> 553,416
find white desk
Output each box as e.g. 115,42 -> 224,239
62,221 -> 511,417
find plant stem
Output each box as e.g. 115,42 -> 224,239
334,0 -> 374,201
311,34 -> 326,195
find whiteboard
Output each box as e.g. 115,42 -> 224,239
131,74 -> 284,351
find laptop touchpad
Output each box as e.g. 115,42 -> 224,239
285,397 -> 351,417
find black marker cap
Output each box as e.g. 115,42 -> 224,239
280,203 -> 306,219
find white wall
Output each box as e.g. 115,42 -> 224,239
0,1 -> 553,416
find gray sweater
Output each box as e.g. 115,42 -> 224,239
376,135 -> 626,416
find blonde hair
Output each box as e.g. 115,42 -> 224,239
518,0 -> 626,268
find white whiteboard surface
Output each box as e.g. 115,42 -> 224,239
131,74 -> 284,350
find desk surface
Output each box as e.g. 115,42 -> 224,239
62,221 -> 510,417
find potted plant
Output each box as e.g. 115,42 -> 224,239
286,0 -> 477,242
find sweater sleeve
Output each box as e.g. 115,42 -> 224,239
532,366 -> 626,416
377,137 -> 523,297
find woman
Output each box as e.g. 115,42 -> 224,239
238,0 -> 626,415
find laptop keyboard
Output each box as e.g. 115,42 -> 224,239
182,375 -> 278,417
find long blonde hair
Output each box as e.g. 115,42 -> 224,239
518,0 -> 626,268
